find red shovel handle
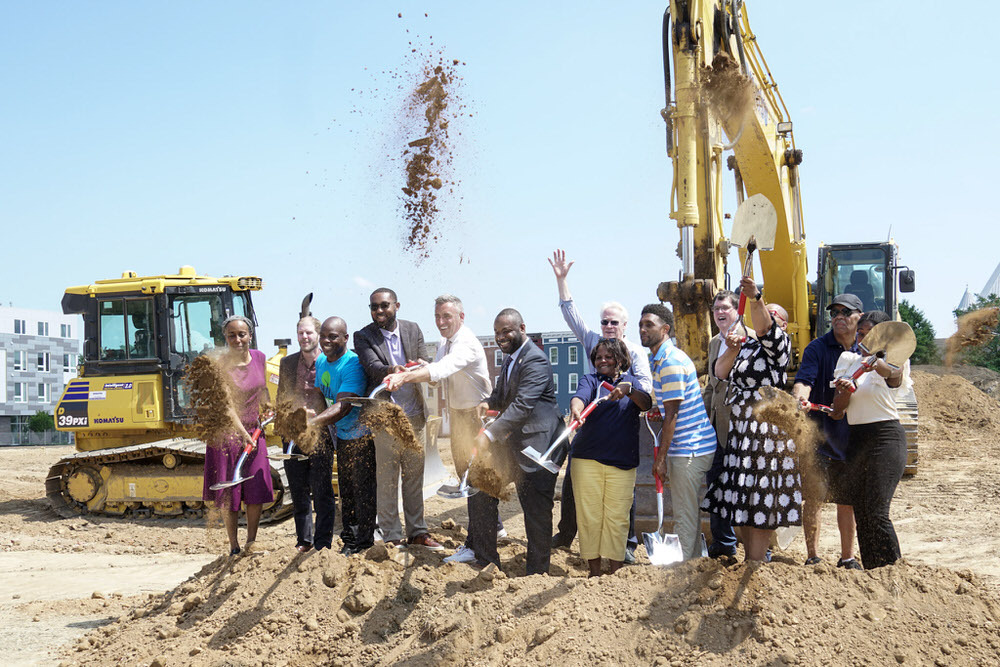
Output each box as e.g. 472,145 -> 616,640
737,290 -> 748,318
652,445 -> 664,493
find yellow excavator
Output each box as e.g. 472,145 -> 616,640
49,266 -> 293,520
655,1 -> 918,472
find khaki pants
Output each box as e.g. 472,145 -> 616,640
571,458 -> 636,561
668,452 -> 714,560
373,423 -> 427,542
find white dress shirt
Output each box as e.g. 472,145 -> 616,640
426,324 -> 492,410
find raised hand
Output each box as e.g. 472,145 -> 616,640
548,249 -> 574,280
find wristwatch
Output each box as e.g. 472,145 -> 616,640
754,290 -> 763,301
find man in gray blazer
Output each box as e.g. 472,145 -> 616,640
354,287 -> 442,550
473,308 -> 562,575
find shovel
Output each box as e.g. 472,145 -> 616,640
343,361 -> 422,407
797,400 -> 834,415
267,439 -> 308,461
521,381 -> 617,474
727,194 -> 778,338
641,413 -> 685,565
210,415 -> 276,491
436,410 -> 499,499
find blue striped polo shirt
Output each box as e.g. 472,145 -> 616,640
649,339 -> 717,457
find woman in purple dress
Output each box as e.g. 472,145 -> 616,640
202,315 -> 274,556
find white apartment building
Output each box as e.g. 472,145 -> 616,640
1,306 -> 82,445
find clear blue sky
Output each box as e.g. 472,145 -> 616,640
2,1 -> 994,354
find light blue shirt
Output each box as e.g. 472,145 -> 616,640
558,298 -> 652,393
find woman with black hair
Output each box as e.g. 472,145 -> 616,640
568,338 -> 652,576
830,310 -> 911,568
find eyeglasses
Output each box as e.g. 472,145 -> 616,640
829,307 -> 854,318
369,301 -> 394,311
600,319 -> 621,326
767,310 -> 787,324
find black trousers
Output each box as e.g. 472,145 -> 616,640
849,420 -> 907,569
558,457 -> 637,545
470,467 -> 556,575
335,434 -> 377,549
283,434 -> 336,550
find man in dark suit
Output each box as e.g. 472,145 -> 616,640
353,288 -> 442,550
276,315 -> 336,552
473,308 -> 562,575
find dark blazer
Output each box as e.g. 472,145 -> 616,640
353,319 -> 430,428
487,339 -> 562,468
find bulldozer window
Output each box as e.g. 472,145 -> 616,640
99,298 -> 156,361
170,295 -> 225,358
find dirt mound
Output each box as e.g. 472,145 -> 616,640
911,370 -> 1000,445
915,363 -> 1000,402
59,540 -> 1000,666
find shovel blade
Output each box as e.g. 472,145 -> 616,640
267,453 -> 308,461
731,194 -> 778,251
857,321 -> 916,368
209,475 -> 252,491
520,446 -> 561,474
774,525 -> 801,551
436,482 -> 479,499
642,531 -> 683,566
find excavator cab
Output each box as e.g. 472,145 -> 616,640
815,242 -> 915,334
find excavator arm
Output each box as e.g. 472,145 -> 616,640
657,1 -> 810,370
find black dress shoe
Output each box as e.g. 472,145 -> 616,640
551,533 -> 574,549
340,544 -> 356,555
707,544 -> 737,558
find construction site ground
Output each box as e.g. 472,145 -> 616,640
1,368 -> 999,665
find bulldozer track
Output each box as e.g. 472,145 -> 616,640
45,437 -> 293,523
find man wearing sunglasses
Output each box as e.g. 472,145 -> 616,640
354,288 -> 442,552
548,249 -> 652,563
792,293 -> 864,570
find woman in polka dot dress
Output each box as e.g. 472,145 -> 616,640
702,275 -> 802,561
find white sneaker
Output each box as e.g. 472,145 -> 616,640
443,545 -> 477,564
497,527 -> 508,539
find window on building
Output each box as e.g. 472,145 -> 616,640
37,352 -> 50,372
14,383 -> 26,402
569,345 -> 578,365
63,353 -> 75,370
494,350 -> 503,366
37,321 -> 49,336
553,374 -> 559,394
427,386 -> 435,400
549,347 -> 558,364
61,323 -> 71,338
38,383 -> 50,403
568,373 -> 579,393
14,319 -> 26,334
13,350 -> 26,370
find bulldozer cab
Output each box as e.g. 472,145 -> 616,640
60,268 -> 261,431
815,242 -> 915,334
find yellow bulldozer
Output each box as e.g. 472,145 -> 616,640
49,266 -> 293,521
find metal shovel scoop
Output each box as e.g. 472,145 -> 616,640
857,321 -> 917,368
641,413 -> 685,565
210,415 -> 275,491
267,439 -> 308,461
727,194 -> 778,336
521,381 -> 617,474
436,411 -> 499,499
343,361 -> 422,408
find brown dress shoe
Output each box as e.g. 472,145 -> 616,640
408,533 -> 444,551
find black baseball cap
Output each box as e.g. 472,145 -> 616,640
827,294 -> 863,312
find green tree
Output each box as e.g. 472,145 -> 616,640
27,410 -> 55,433
898,300 -> 939,364
953,293 -> 1000,372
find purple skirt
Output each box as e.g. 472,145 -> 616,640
202,431 -> 274,512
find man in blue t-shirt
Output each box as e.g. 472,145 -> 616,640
792,294 -> 863,570
309,316 -> 373,555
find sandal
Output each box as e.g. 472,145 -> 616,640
804,556 -> 823,565
229,546 -> 242,557
837,558 -> 863,570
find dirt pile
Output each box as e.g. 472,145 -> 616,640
184,354 -> 241,446
701,52 -> 755,127
360,401 -> 422,452
58,541 -> 1000,666
914,363 -> 1000,401
945,307 -> 999,366
911,370 -> 1000,444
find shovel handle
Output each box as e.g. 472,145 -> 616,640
652,445 -> 664,493
799,400 -> 833,414
477,410 -> 500,435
